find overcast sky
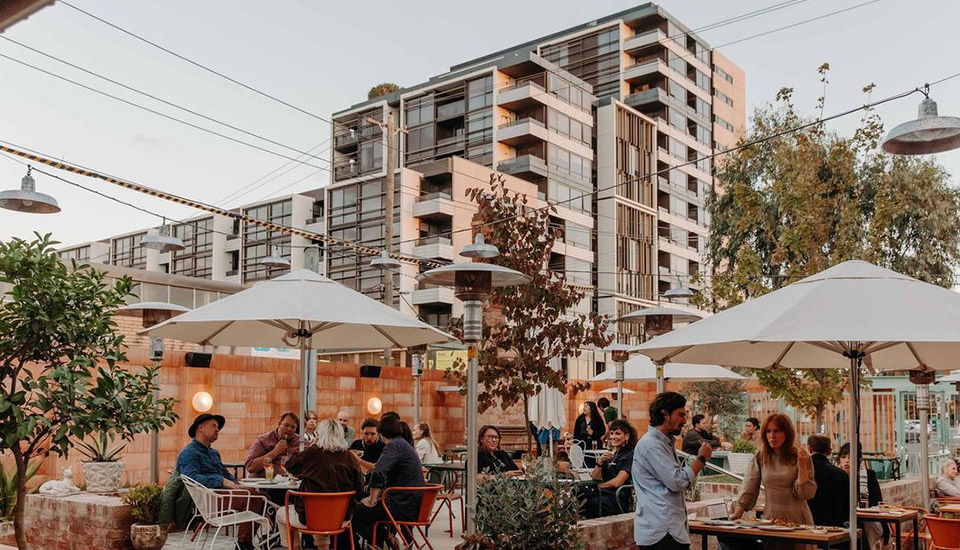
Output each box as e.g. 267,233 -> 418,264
1,0 -> 958,247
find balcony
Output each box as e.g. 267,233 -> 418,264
413,236 -> 455,260
435,135 -> 465,156
412,284 -> 456,306
497,154 -> 549,181
497,117 -> 549,148
412,192 -> 456,220
497,80 -> 549,111
622,58 -> 668,85
334,162 -> 359,180
623,29 -> 665,54
436,101 -> 466,121
333,130 -> 358,152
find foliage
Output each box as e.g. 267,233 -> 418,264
120,483 -> 163,524
680,380 -> 747,441
474,457 -> 585,550
0,457 -> 42,520
0,234 -> 179,548
74,432 -> 126,462
731,440 -> 757,454
454,534 -> 496,550
447,175 -> 611,421
367,82 -> 400,99
697,66 -> 960,429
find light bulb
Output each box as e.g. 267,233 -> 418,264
192,391 -> 213,412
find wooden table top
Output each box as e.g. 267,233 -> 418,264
855,508 -> 918,521
939,503 -> 960,514
689,520 -> 852,545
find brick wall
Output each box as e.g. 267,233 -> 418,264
0,494 -> 133,550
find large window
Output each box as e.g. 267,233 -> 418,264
59,246 -> 90,263
541,26 -> 619,99
172,217 -> 214,279
242,200 -> 291,282
547,108 -> 590,148
467,75 -> 493,111
548,143 -> 592,186
112,233 -> 147,269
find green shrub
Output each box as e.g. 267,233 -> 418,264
120,484 -> 163,524
731,440 -> 757,454
0,458 -> 42,520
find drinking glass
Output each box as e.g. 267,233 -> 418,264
723,495 -> 734,518
264,462 -> 275,481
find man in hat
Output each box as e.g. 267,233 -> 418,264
177,413 -> 265,550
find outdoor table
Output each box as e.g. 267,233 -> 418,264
939,503 -> 960,516
224,462 -> 247,480
423,461 -> 466,495
689,519 -> 852,550
855,507 -> 919,550
239,477 -> 301,491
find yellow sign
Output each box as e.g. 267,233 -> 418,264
430,350 -> 468,370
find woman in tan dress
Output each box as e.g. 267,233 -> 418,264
730,413 -> 817,550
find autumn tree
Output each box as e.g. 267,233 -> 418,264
449,175 -> 611,446
681,380 -> 747,441
367,82 -> 401,99
699,66 -> 960,429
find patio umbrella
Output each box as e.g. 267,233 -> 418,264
144,269 -> 457,413
589,355 -> 745,383
528,358 -> 567,457
635,260 -> 960,548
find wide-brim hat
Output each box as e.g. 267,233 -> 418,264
189,413 -> 225,438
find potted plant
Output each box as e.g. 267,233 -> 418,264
76,432 -> 126,492
727,440 -> 757,475
121,484 -> 167,550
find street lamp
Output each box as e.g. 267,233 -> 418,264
417,234 -> 530,535
617,307 -> 703,393
141,221 -> 185,253
663,274 -> 695,301
261,244 -> 290,269
882,89 -> 960,155
116,301 -> 189,484
369,249 -> 402,270
0,166 -> 60,214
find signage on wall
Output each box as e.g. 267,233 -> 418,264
429,350 -> 468,371
251,346 -> 300,359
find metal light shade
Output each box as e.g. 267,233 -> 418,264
141,224 -> 185,252
882,97 -> 960,155
117,301 -> 190,328
261,252 -> 290,268
460,233 -> 499,259
370,249 -> 401,270
0,168 -> 60,214
663,286 -> 695,299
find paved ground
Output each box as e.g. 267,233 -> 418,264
163,504 -> 462,550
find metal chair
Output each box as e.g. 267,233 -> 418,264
283,490 -> 355,550
371,485 -> 443,550
615,484 -> 635,514
430,469 -> 464,536
181,474 -> 275,550
568,444 -> 586,470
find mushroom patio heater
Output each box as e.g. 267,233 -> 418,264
617,307 -> 703,392
604,343 -> 637,411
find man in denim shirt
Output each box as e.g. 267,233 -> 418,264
633,392 -> 713,550
177,414 -> 264,550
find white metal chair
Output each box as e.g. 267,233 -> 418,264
181,474 -> 276,550
568,443 -> 586,469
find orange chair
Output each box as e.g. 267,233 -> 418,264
371,485 -> 443,550
926,515 -> 960,550
284,490 -> 356,550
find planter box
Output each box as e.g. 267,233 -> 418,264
727,452 -> 754,475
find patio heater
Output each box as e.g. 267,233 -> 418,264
882,89 -> 960,155
617,307 -> 702,393
0,165 -> 60,214
604,344 -> 635,412
410,345 -> 426,426
910,369 -> 936,511
418,233 -> 530,535
116,301 -> 190,484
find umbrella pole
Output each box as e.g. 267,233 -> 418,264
848,356 -> 860,550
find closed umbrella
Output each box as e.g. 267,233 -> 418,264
636,260 -> 960,548
528,358 -> 567,457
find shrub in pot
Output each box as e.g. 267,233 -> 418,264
77,433 -> 126,492
727,440 -> 757,475
121,484 -> 167,550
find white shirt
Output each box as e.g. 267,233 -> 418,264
415,438 -> 441,464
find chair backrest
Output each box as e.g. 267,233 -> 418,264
568,444 -> 585,469
285,491 -> 355,532
180,475 -> 222,523
382,485 -> 443,524
926,516 -> 960,550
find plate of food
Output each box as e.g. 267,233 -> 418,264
738,519 -> 773,527
758,525 -> 797,532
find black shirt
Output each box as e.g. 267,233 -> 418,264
574,415 -> 606,449
350,438 -> 386,464
809,454 -> 849,527
477,448 -> 519,475
369,438 -> 424,519
599,446 -> 634,490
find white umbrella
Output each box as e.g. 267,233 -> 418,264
939,371 -> 960,382
590,355 -> 745,383
528,358 -> 567,457
636,260 -> 960,548
144,269 -> 457,412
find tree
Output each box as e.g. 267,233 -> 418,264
0,234 -> 178,549
699,67 -> 960,430
367,82 -> 400,100
449,175 -> 610,447
681,380 -> 747,441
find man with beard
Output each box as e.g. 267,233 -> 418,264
633,392 -> 712,550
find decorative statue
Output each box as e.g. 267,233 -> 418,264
38,467 -> 81,496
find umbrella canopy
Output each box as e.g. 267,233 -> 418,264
939,371 -> 960,383
144,269 -> 456,349
590,355 -> 744,382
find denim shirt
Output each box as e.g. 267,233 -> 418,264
633,426 -> 697,546
176,439 -> 237,488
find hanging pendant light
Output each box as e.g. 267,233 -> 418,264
369,249 -> 401,270
882,87 -> 960,155
0,166 -> 60,214
261,244 -> 290,268
663,274 -> 695,300
141,220 -> 185,252
460,233 -> 499,259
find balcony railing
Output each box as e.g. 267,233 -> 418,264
500,79 -> 547,95
334,163 -> 359,179
417,191 -> 453,202
334,131 -> 358,149
436,101 -> 466,119
498,117 -> 546,131
416,235 -> 453,247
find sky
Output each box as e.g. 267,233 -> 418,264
1,0 -> 959,248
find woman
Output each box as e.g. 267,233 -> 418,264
300,410 -> 319,444
583,419 -> 637,518
838,442 -> 886,549
574,401 -> 606,453
281,419 -> 365,550
937,458 -> 960,497
413,422 -> 442,465
731,413 -> 816,550
477,425 -> 521,481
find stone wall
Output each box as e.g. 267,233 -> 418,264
0,494 -> 133,550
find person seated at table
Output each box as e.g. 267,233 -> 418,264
574,401 -> 606,453
838,442 -> 886,549
300,410 -> 319,445
739,417 -> 762,448
177,413 -> 264,550
806,434 -> 848,528
681,414 -> 722,455
352,414 -> 425,547
413,422 -> 442,465
477,425 -> 522,482
278,419 -> 366,550
337,409 -> 356,442
937,458 -> 960,497
245,412 -> 302,477
582,419 -> 637,518
350,418 -> 385,472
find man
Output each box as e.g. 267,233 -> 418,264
338,409 -> 357,442
634,392 -> 712,550
598,397 -> 619,423
350,418 -> 386,471
245,412 -> 302,477
681,414 -> 721,455
177,413 -> 264,550
807,434 -> 848,527
937,458 -> 960,497
739,417 -> 761,448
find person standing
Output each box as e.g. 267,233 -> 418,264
574,401 -> 606,451
598,397 -> 619,423
634,392 -> 713,550
806,434 -> 848,527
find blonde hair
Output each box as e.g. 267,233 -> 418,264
314,419 -> 349,452
417,422 -> 441,456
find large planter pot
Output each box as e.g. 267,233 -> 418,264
727,452 -> 754,475
130,524 -> 167,550
82,461 -> 125,492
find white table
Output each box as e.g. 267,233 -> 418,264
239,478 -> 300,491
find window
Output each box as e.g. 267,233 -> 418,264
714,65 -> 735,84
467,75 -> 493,111
242,200 -> 292,282
112,233 -> 147,269
714,115 -> 735,132
359,140 -> 383,173
59,246 -> 90,263
714,88 -> 734,107
404,94 -> 434,127
172,218 -> 214,279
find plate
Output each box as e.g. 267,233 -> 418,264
739,520 -> 772,527
757,525 -> 797,532
704,520 -> 736,526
